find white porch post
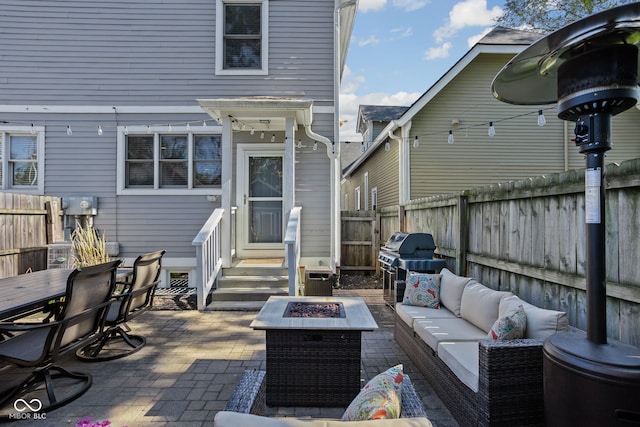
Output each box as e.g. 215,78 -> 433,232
284,117 -> 295,215
399,120 -> 412,205
221,116 -> 233,268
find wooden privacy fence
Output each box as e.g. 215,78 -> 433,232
0,193 -> 64,279
340,211 -> 379,274
380,157 -> 640,348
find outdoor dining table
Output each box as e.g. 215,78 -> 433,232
0,268 -> 132,321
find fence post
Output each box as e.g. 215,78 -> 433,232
456,194 -> 469,276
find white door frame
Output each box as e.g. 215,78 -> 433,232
236,143 -> 285,258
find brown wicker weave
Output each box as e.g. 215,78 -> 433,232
224,369 -> 429,419
394,316 -> 544,427
265,329 -> 362,407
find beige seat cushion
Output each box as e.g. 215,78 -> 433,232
413,318 -> 487,351
460,281 -> 513,333
437,341 -> 479,392
213,412 -> 433,427
396,303 -> 457,329
499,295 -> 568,339
439,268 -> 472,317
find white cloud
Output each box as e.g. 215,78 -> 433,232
392,0 -> 430,12
434,0 -> 503,43
358,35 -> 380,47
424,42 -> 452,59
467,27 -> 492,47
390,26 -> 413,39
339,91 -> 422,142
358,0 -> 387,12
341,66 -> 366,94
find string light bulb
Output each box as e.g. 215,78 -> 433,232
186,123 -> 191,132
270,134 -> 275,142
97,125 -> 103,136
147,125 -> 152,134
447,130 -> 454,144
384,141 -> 390,152
250,128 -> 255,135
30,123 -> 36,135
168,124 -> 173,132
488,122 -> 495,137
537,110 -> 547,126
313,141 -> 318,151
202,120 -> 207,128
260,131 -> 265,139
297,139 -> 302,148
66,125 -> 73,136
413,135 -> 419,148
124,126 -> 129,135
361,142 -> 365,153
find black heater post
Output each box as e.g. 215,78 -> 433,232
492,4 -> 640,426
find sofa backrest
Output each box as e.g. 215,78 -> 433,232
500,295 -> 568,339
460,281 -> 514,333
439,268 -> 472,317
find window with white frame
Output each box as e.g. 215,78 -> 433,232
355,186 -> 361,211
118,128 -> 222,195
216,0 -> 268,75
364,172 -> 369,210
0,127 -> 45,193
343,193 -> 349,211
371,187 -> 378,211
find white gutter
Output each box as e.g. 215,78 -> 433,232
305,124 -> 336,159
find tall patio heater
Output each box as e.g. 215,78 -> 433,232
492,4 -> 640,426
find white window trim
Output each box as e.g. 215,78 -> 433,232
116,125 -> 224,196
215,0 -> 269,76
343,193 -> 349,211
364,171 -> 369,211
0,126 -> 45,194
355,186 -> 361,211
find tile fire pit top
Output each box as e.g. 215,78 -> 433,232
250,296 -> 378,331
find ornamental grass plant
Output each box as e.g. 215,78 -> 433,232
71,223 -> 110,267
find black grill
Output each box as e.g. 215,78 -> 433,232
378,232 -> 446,308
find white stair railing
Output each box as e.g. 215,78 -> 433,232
284,206 -> 302,296
192,208 -> 224,310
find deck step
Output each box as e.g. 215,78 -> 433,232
204,300 -> 268,311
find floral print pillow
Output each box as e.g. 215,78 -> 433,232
488,304 -> 527,340
402,272 -> 441,308
341,364 -> 404,421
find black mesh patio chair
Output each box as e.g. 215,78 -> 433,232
0,260 -> 121,415
76,250 -> 165,362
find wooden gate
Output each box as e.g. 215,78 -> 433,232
340,211 -> 378,275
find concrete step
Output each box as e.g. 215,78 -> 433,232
217,275 -> 288,289
204,300 -> 267,311
210,286 -> 288,302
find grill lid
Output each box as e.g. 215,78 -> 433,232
381,232 -> 436,255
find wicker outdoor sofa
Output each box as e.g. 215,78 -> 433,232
394,268 -> 569,427
214,369 -> 434,426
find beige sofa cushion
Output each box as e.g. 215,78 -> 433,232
413,318 -> 487,351
437,341 -> 479,392
499,295 -> 568,339
396,303 -> 457,329
213,412 -> 433,427
460,281 -> 513,333
439,268 -> 472,317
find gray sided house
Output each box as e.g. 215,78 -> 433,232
341,26 -> 640,216
0,0 -> 357,308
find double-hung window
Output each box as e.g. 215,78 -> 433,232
118,127 -> 222,195
216,0 -> 268,75
0,127 -> 45,194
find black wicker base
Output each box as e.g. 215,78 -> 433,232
265,329 -> 361,407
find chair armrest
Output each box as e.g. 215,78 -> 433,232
400,375 -> 429,418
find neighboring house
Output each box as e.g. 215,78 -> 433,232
340,105 -> 409,210
341,26 -> 640,213
0,0 -> 357,305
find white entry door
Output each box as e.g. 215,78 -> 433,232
237,145 -> 284,257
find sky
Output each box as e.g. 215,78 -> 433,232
340,0 -> 506,142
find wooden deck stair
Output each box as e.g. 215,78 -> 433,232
204,258 -> 289,311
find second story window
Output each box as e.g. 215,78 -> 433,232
0,127 -> 45,194
216,0 -> 268,75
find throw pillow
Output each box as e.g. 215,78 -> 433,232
487,304 -> 527,340
341,364 -> 404,421
402,272 -> 441,308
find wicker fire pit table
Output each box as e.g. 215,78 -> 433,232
250,296 -> 378,407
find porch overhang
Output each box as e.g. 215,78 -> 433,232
197,97 -> 314,132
